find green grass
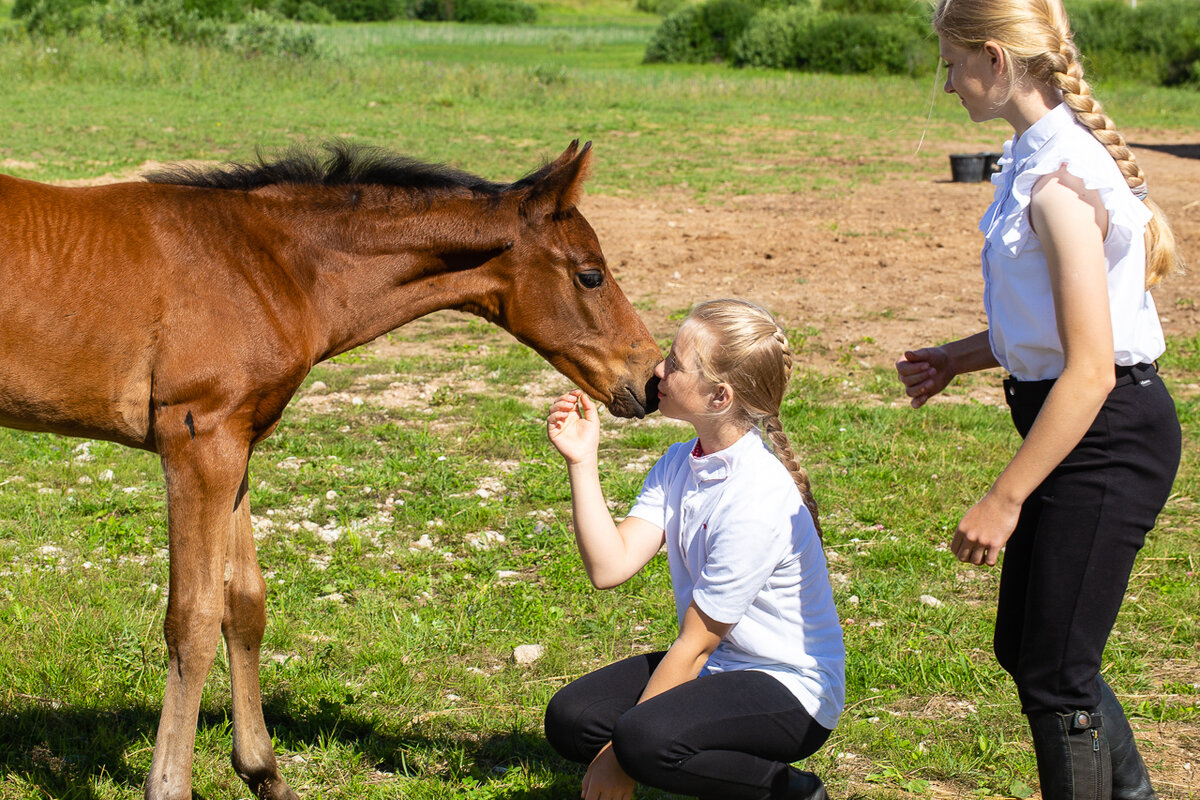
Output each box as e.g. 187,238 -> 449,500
1,11 -> 1199,800
1,315 -> 1198,799
4,15 -> 1200,194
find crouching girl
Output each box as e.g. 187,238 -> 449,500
544,299 -> 844,800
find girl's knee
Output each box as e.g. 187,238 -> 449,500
544,691 -> 586,762
610,712 -> 676,785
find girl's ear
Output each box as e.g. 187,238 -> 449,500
982,40 -> 1006,76
709,383 -> 734,413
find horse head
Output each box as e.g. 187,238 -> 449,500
470,141 -> 661,418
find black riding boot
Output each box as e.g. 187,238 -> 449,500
1097,678 -> 1158,799
1028,710 -> 1112,800
772,767 -> 828,800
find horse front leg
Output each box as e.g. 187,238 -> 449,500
224,472 -> 298,800
146,417 -> 250,800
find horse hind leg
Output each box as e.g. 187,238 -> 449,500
224,473 -> 298,800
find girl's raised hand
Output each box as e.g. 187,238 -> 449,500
547,390 -> 601,465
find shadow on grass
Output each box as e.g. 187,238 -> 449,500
0,694 -> 581,799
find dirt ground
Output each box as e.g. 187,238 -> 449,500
589,142 -> 1200,383
580,140 -> 1200,798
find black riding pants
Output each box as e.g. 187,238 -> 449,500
994,363 -> 1180,714
544,652 -> 831,800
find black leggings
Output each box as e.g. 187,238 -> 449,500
995,363 -> 1180,714
544,653 -> 831,800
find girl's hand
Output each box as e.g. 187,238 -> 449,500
581,744 -> 635,800
896,347 -> 955,409
547,390 -> 600,466
951,492 -> 1022,566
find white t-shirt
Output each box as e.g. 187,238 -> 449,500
980,102 -> 1165,381
626,429 -> 846,730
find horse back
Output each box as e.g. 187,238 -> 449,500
0,175 -> 313,449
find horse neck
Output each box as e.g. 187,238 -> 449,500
263,187 -> 518,364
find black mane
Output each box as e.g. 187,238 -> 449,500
144,141 -> 552,193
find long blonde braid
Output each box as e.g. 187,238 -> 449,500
933,0 -> 1182,286
685,299 -> 823,538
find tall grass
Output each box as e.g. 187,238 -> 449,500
3,17 -> 1199,193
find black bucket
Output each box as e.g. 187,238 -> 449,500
949,152 -> 988,182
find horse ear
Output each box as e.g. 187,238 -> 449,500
520,140 -> 592,219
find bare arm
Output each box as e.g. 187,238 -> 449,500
547,390 -> 665,588
639,601 -> 732,702
952,166 -> 1116,565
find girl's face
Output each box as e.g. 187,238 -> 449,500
653,324 -> 720,425
940,38 -> 1006,123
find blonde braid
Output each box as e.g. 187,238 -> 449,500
762,414 -> 822,540
1047,35 -> 1182,286
764,325 -> 821,537
1046,28 -> 1142,194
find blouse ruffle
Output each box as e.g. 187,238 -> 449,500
983,131 -> 1152,259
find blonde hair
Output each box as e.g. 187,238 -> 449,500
684,299 -> 822,538
933,0 -> 1182,287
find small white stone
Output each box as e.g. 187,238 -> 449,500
919,594 -> 944,608
513,644 -> 545,665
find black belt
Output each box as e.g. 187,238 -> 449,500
1114,362 -> 1158,386
1005,363 -> 1157,399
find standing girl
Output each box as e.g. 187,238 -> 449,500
544,299 -> 844,800
896,1 -> 1183,798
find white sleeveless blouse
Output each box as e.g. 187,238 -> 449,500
980,102 -> 1165,381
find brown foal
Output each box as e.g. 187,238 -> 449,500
0,140 -> 660,799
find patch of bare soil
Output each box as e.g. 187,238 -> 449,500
588,144 -> 1200,378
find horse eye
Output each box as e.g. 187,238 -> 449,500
577,270 -> 604,289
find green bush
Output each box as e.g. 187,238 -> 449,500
319,0 -> 400,20
293,0 -> 334,21
634,0 -> 686,17
410,0 -> 533,22
821,0 -> 921,14
96,0 -> 224,42
644,0 -> 757,63
1071,0 -> 1200,86
19,0 -> 93,34
183,0 -> 242,18
732,4 -> 814,68
644,3 -> 708,61
454,0 -> 535,23
794,11 -> 931,74
231,7 -> 319,55
732,8 -> 933,74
